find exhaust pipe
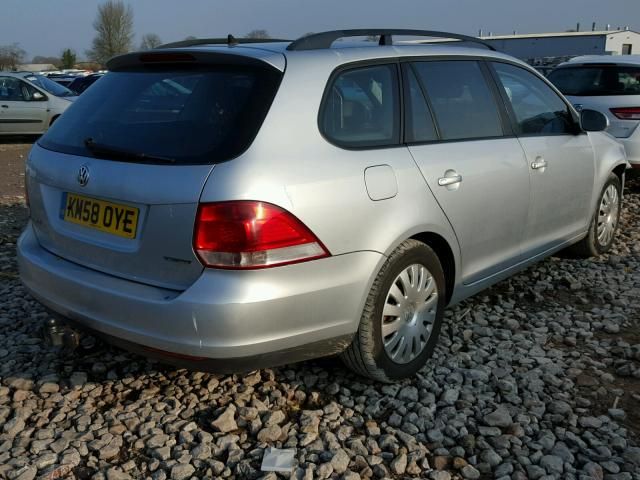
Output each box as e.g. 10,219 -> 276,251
42,317 -> 81,350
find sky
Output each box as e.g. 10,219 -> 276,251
3,0 -> 640,60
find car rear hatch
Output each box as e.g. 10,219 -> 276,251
548,63 -> 640,138
28,47 -> 284,290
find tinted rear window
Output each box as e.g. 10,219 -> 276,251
548,65 -> 640,96
412,61 -> 504,141
39,65 -> 282,164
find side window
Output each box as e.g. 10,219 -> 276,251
412,61 -> 504,141
492,62 -> 574,135
403,65 -> 438,143
20,82 -> 41,101
321,64 -> 400,147
0,77 -> 25,101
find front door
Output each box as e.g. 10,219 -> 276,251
404,60 -> 531,284
490,62 -> 595,256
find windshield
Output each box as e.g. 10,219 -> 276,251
548,65 -> 640,96
26,75 -> 76,97
38,65 -> 282,165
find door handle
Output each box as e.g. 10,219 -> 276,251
438,175 -> 462,186
531,159 -> 547,170
1,105 -> 8,109
438,170 -> 463,189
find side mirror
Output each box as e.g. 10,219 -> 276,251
580,109 -> 609,132
32,91 -> 46,101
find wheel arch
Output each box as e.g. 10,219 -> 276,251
409,231 -> 456,305
49,115 -> 60,127
612,163 -> 627,186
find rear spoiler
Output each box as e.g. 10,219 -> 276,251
106,49 -> 285,72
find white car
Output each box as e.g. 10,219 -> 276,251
0,72 -> 76,135
549,55 -> 640,171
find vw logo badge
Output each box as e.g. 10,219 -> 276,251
77,165 -> 90,187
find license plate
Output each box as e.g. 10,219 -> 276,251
62,192 -> 139,239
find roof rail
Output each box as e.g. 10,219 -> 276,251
286,29 -> 496,52
158,34 -> 291,49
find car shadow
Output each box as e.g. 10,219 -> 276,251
0,135 -> 40,145
626,171 -> 640,194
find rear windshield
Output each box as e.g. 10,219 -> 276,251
39,65 -> 282,164
548,65 -> 640,96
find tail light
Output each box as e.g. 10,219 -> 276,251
194,201 -> 329,269
610,107 -> 640,120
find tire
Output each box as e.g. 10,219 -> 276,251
568,173 -> 622,257
340,239 -> 446,382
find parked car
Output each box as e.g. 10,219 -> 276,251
548,55 -> 640,171
0,72 -> 76,135
68,73 -> 104,95
18,30 -> 627,381
45,73 -> 78,88
533,65 -> 555,77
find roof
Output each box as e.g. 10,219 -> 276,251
480,30 -> 640,41
1,71 -> 43,78
557,54 -> 640,67
155,41 -> 525,73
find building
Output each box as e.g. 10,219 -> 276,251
480,30 -> 640,62
16,63 -> 58,73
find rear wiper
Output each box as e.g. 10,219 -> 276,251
84,138 -> 176,164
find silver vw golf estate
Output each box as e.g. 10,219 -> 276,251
18,30 -> 628,381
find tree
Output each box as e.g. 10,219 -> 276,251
140,33 -> 162,50
61,49 -> 77,69
0,43 -> 26,71
245,29 -> 271,39
86,0 -> 134,66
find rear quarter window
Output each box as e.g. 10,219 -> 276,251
320,64 -> 400,148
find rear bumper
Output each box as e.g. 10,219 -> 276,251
18,223 -> 382,369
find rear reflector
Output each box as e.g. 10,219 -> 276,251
610,107 -> 640,120
194,201 -> 329,269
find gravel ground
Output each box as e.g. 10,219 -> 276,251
0,146 -> 639,480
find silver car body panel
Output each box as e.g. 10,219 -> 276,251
19,42 -> 628,365
408,138 -> 530,284
27,145 -> 212,290
19,225 -> 381,357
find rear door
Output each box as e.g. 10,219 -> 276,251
29,54 -> 284,290
0,77 -> 48,134
404,60 -> 531,284
490,61 -> 595,255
